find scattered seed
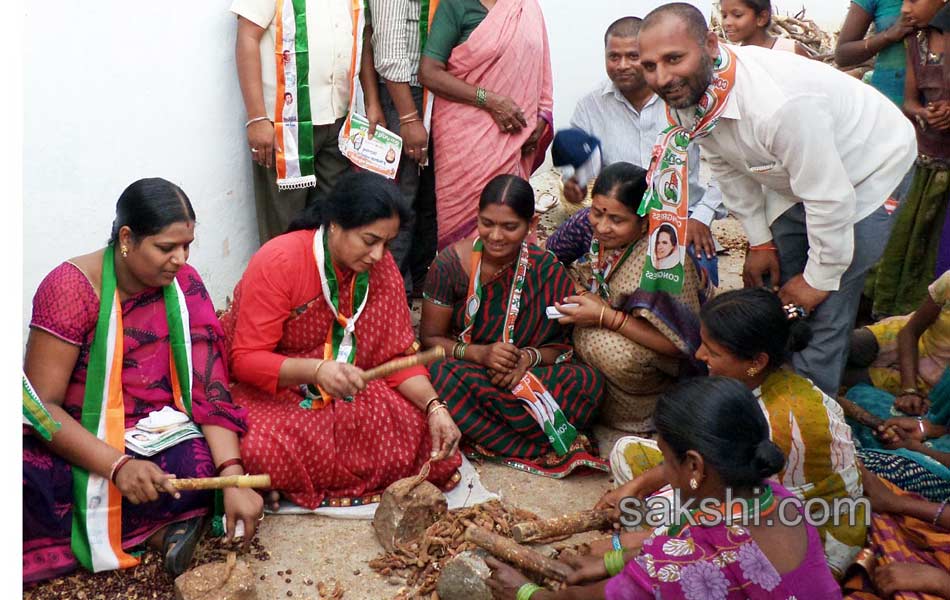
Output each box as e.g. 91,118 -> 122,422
285,578 -> 292,584
351,569 -> 360,576
286,591 -> 293,597
304,577 -> 314,585
286,568 -> 293,575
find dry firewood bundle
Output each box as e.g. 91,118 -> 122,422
710,5 -> 876,78
369,500 -> 541,599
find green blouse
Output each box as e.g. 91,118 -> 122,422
422,0 -> 488,63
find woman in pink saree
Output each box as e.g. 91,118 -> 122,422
419,0 -> 553,250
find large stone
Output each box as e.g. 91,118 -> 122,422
174,555 -> 257,600
436,551 -> 493,600
373,475 -> 447,553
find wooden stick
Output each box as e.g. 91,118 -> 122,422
169,474 -> 271,491
836,397 -> 884,431
361,346 -> 445,382
512,509 -> 614,544
464,526 -> 572,582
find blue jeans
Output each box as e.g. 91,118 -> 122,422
771,203 -> 896,395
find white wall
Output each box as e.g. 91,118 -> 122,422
23,1 -> 258,329
21,0 -> 714,330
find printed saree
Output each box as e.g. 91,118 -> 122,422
605,483 -> 842,600
846,375 -> 950,502
425,244 -> 606,477
24,262 -> 247,583
756,369 -> 866,578
222,231 -> 461,509
550,211 -> 706,433
431,0 -> 553,249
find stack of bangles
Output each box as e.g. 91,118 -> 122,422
599,307 -> 629,332
604,547 -> 627,576
399,110 -> 421,127
453,342 -> 468,360
425,397 -> 449,418
523,347 -> 542,368
109,454 -> 134,485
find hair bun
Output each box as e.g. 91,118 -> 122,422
752,439 -> 786,478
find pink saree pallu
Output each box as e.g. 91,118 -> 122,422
432,0 -> 553,250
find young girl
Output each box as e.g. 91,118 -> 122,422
866,0 -> 950,317
720,0 -> 817,57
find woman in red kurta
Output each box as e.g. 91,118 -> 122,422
222,172 -> 462,510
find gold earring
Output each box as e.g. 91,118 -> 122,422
120,245 -> 129,258
689,478 -> 699,490
746,367 -> 758,377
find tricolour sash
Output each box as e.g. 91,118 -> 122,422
274,0 -> 365,190
637,45 -> 737,294
302,227 -> 370,409
70,245 -> 193,573
460,239 -> 578,455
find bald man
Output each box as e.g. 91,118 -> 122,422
636,2 -> 916,394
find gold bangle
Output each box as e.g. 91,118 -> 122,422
598,305 -> 607,329
314,359 -> 328,385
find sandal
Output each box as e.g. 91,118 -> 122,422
163,516 -> 208,577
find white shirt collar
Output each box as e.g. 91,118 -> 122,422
601,80 -> 660,113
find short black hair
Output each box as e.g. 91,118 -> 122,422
478,174 -> 535,223
642,2 -> 710,46
656,377 -> 787,489
108,178 -> 196,245
287,171 -> 406,233
604,16 -> 643,46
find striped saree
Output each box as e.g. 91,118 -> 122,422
425,244 -> 606,477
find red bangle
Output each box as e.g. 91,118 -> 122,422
215,458 -> 245,475
110,455 -> 133,485
749,242 -> 778,251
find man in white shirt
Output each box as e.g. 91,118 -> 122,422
569,16 -> 726,270
367,0 -> 437,301
232,0 -> 383,244
637,3 -> 917,394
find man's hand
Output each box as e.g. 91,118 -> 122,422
563,178 -> 586,205
247,120 -> 276,169
686,219 -> 716,259
365,100 -> 385,139
779,274 -> 830,313
742,248 -> 780,290
402,121 -> 429,166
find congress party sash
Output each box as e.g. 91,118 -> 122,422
637,45 -> 737,294
71,245 -> 193,573
460,238 -> 578,455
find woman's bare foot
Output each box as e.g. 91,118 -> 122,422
265,490 -> 281,512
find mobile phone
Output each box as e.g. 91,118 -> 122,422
546,303 -> 578,319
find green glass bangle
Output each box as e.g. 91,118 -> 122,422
604,548 -> 626,577
516,582 -> 543,600
475,86 -> 488,107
